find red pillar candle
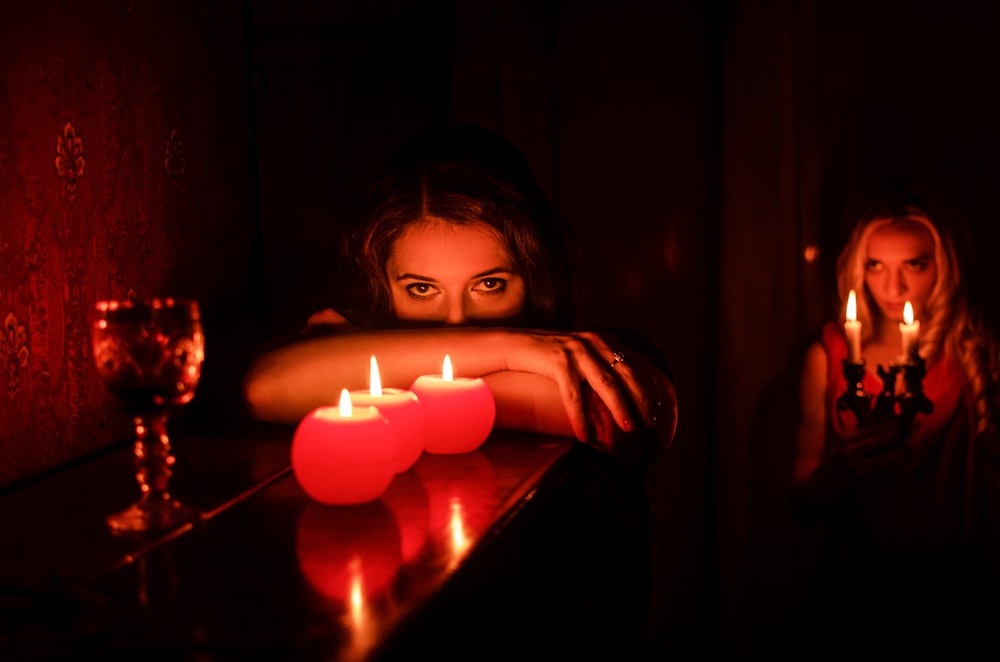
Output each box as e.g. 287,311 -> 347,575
409,355 -> 496,455
291,389 -> 397,505
351,356 -> 427,473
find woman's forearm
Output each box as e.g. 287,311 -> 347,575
242,327 -> 517,423
242,324 -> 672,454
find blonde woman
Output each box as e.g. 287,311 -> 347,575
793,198 -> 1000,657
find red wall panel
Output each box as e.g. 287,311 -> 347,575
0,1 -> 261,488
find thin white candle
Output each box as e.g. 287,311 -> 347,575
845,289 -> 862,364
900,301 -> 920,363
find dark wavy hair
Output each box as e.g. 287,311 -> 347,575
338,125 -> 580,330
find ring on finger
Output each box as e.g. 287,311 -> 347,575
609,350 -> 627,369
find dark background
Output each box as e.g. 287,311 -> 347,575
2,1 -> 999,658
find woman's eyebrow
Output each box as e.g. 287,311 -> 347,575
395,272 -> 438,282
471,267 -> 516,278
395,267 -> 516,281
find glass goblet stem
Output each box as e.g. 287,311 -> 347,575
106,410 -> 197,534
133,411 -> 175,504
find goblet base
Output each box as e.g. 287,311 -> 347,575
106,497 -> 200,535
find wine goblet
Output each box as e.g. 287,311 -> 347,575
91,297 -> 205,534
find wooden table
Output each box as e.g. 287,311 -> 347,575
0,423 -> 655,661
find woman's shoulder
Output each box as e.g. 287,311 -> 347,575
797,324 -> 839,387
818,320 -> 844,350
801,340 -> 828,375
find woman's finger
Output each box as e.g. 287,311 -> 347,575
501,330 -> 640,440
529,339 -> 589,441
562,335 -> 637,433
575,331 -> 654,427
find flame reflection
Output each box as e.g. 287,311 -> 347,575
449,497 -> 470,568
379,470 -> 430,564
412,451 -> 498,565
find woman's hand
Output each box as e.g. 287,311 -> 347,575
581,367 -> 677,462
499,329 -> 675,457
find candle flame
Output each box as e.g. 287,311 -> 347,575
442,354 -> 453,381
903,301 -> 914,325
339,388 -> 352,417
846,289 -> 857,322
369,355 -> 382,397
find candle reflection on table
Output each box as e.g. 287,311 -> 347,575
448,498 -> 470,569
295,501 -> 402,603
413,452 -> 499,567
345,562 -> 375,661
380,470 -> 431,564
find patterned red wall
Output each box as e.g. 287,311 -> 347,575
0,1 -> 262,489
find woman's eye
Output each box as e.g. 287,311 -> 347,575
405,283 -> 438,299
474,278 -> 508,294
865,260 -> 883,273
905,260 -> 929,272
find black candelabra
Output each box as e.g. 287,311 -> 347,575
837,355 -> 933,427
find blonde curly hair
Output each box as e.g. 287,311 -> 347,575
835,203 -> 1000,445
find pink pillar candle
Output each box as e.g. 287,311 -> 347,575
351,356 -> 427,473
291,389 -> 397,505
410,355 -> 496,455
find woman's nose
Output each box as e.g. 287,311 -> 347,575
443,297 -> 467,325
886,269 -> 907,297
